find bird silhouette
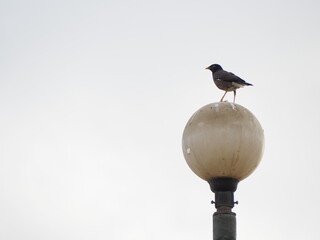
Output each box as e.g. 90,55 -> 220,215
206,64 -> 252,103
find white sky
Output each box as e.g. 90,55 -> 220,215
1,0 -> 320,239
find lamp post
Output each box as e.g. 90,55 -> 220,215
182,102 -> 264,240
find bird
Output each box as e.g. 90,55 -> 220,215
205,64 -> 252,103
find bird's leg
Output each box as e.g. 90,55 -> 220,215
233,90 -> 236,103
220,91 -> 227,102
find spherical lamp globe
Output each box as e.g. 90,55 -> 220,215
182,102 -> 264,182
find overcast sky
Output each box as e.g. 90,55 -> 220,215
1,0 -> 320,239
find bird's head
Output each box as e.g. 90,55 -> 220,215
205,64 -> 223,73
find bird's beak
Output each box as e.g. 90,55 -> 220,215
205,66 -> 210,70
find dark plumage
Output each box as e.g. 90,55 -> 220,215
206,64 -> 252,103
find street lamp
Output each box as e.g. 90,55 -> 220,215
182,102 -> 264,240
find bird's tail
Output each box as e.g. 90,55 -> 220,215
245,82 -> 253,86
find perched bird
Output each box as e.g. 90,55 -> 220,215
206,64 -> 252,103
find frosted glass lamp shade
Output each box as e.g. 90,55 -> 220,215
182,102 -> 264,181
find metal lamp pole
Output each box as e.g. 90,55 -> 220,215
209,177 -> 238,240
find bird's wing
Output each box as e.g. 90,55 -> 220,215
215,70 -> 247,84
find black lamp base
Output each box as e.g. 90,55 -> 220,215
208,177 -> 239,210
